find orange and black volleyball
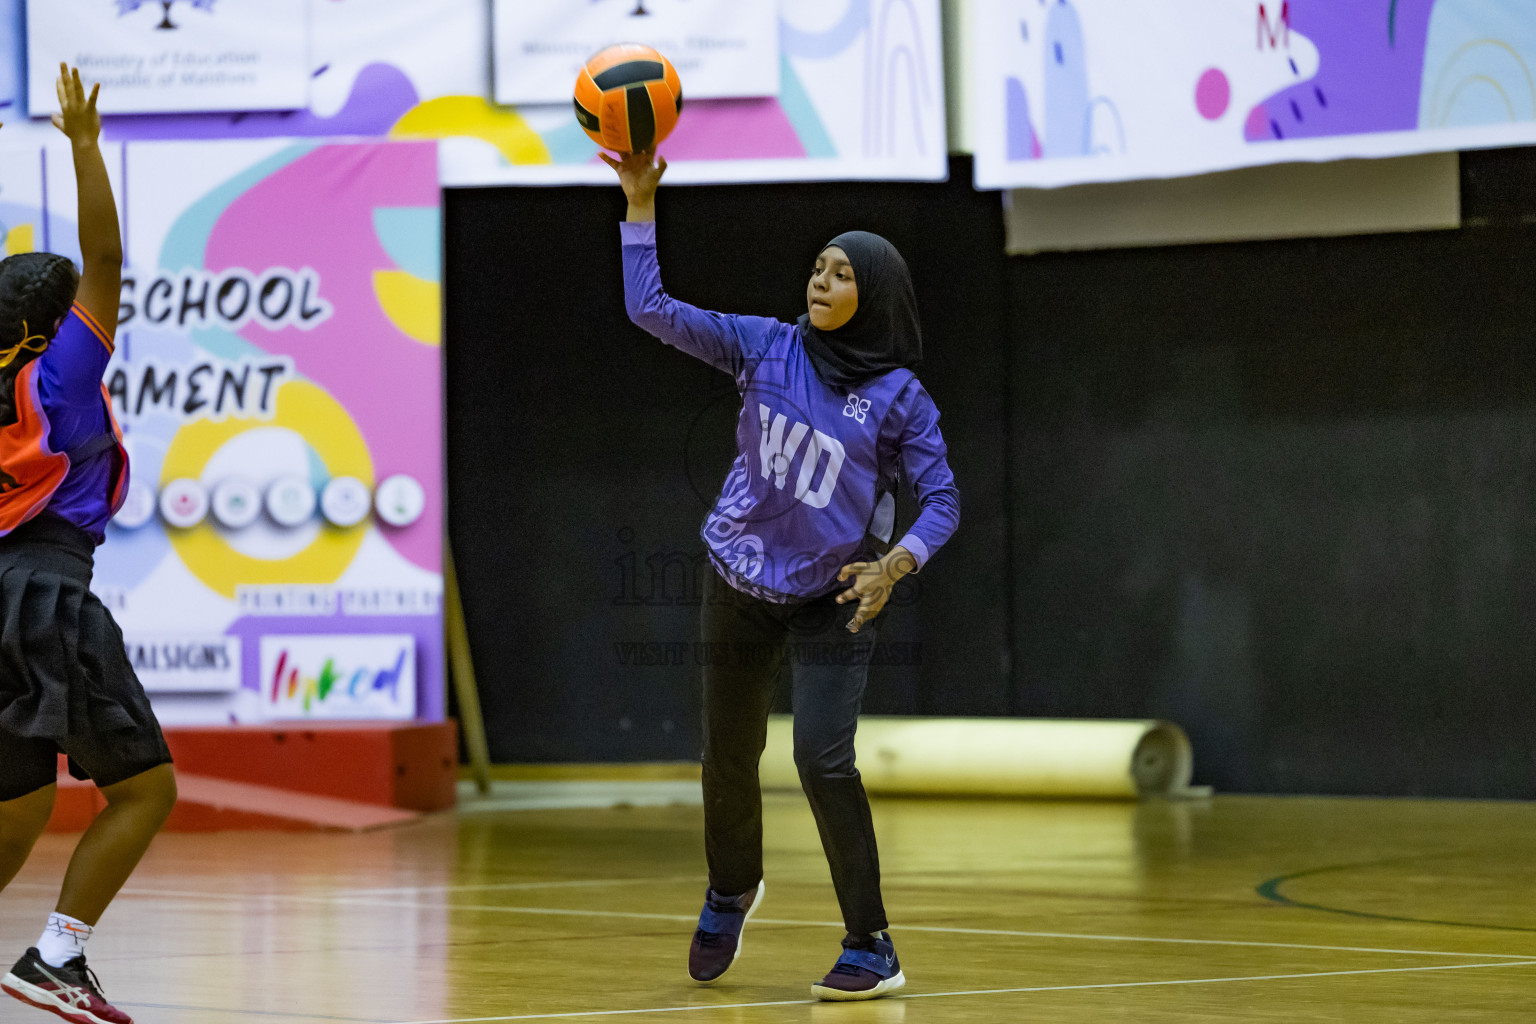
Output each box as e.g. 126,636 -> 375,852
573,44 -> 683,153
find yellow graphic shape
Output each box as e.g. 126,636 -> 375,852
391,96 -> 552,165
162,380 -> 374,598
5,224 -> 34,256
373,270 -> 441,346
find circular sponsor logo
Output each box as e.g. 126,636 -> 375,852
113,480 -> 158,530
321,476 -> 372,527
375,474 -> 426,527
159,478 -> 209,529
265,475 -> 318,528
210,478 -> 263,529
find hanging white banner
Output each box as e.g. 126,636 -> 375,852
494,0 -> 779,105
972,0 -> 1536,189
3,0 -> 944,183
27,0 -> 308,116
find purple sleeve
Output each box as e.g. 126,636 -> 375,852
882,381 -> 959,570
37,306 -> 113,450
621,220 -> 779,382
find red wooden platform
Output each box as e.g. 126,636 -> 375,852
47,720 -> 458,833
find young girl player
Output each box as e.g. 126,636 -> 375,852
603,149 -> 960,1001
0,66 -> 177,1024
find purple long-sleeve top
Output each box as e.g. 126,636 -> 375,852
621,220 -> 959,601
35,305 -> 123,542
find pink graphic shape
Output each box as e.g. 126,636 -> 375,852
1196,68 -> 1231,120
645,99 -> 807,160
1244,104 -> 1271,140
202,144 -> 442,573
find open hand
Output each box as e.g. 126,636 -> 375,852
599,149 -> 667,207
52,64 -> 101,147
835,548 -> 917,633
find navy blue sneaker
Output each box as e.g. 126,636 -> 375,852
811,931 -> 906,1001
687,880 -> 765,984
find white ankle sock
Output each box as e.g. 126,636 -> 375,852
36,913 -> 92,967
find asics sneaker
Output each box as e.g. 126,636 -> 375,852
2,947 -> 133,1024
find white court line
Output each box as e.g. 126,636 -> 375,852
97,885 -> 1536,962
384,958 -> 1536,1024
332,877 -> 697,897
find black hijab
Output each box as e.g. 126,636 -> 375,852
797,231 -> 922,389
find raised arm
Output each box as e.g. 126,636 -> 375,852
54,64 -> 121,338
605,149 -> 779,379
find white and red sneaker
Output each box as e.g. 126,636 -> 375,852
2,947 -> 133,1024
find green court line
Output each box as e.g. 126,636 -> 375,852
1258,859 -> 1536,935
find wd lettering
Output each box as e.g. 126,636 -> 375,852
757,404 -> 845,509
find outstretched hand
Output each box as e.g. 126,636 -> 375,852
600,149 -> 667,214
52,63 -> 101,147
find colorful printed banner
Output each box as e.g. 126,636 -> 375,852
27,0 -> 309,115
2,0 -> 946,184
0,138 -> 445,725
972,0 -> 1536,189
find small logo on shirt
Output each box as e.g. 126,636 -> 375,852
843,394 -> 872,424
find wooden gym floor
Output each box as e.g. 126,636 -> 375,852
3,788 -> 1535,1022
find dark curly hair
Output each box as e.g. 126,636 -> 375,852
0,253 -> 79,428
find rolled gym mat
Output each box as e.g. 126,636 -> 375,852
758,716 -> 1205,798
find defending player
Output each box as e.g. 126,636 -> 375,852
0,65 -> 177,1024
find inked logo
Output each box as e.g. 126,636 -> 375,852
269,647 -> 409,713
843,393 -> 872,424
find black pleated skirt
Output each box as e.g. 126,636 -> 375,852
0,515 -> 159,745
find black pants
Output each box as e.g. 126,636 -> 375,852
701,578 -> 887,936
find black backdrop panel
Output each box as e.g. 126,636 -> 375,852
1010,224 -> 1536,797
